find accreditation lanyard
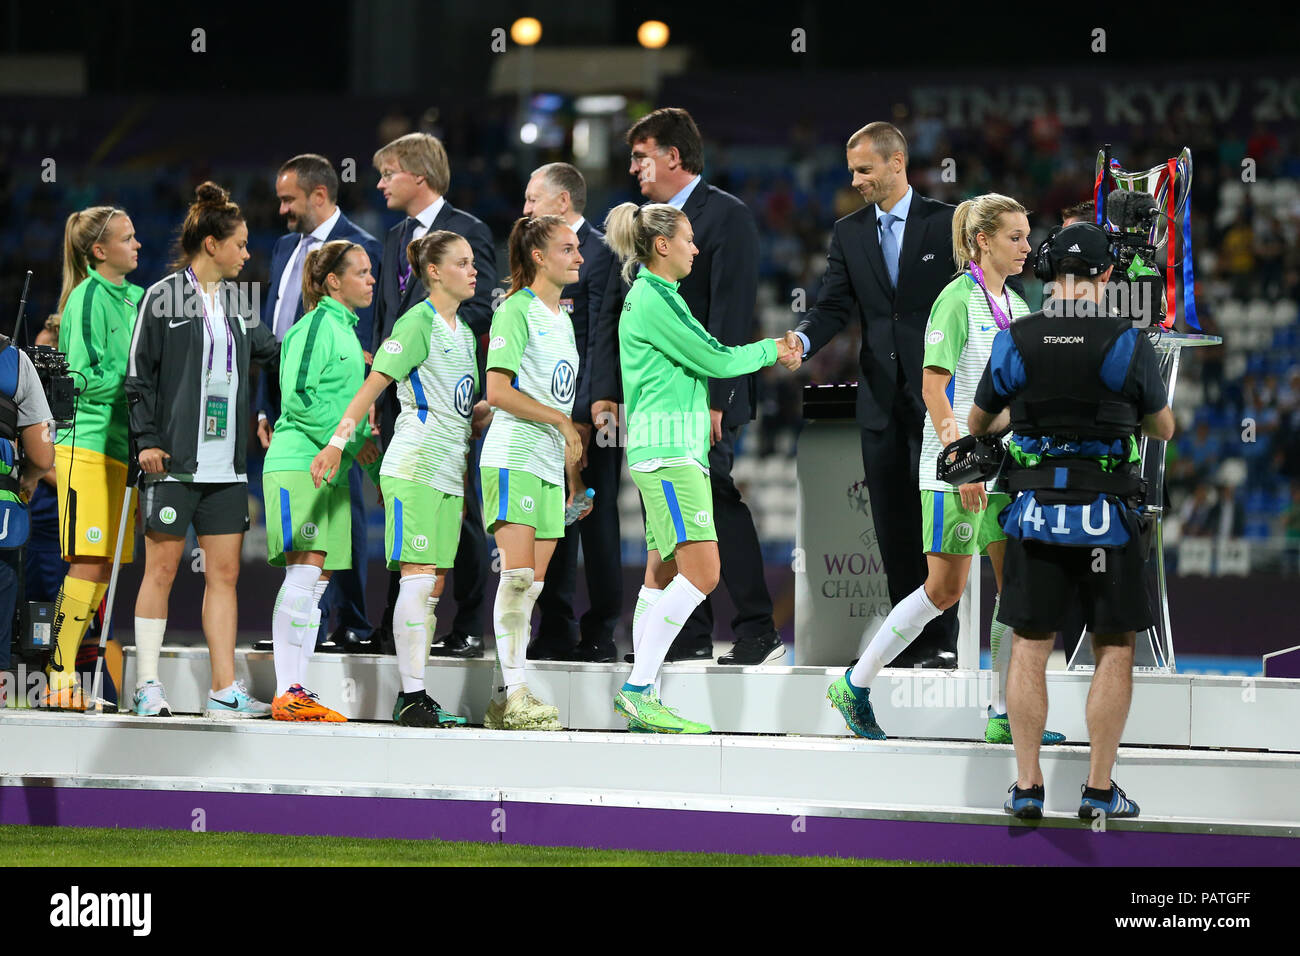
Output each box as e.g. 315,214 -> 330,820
968,262 -> 1013,330
186,267 -> 235,441
185,267 -> 235,386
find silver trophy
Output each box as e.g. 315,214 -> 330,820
1095,145 -> 1197,330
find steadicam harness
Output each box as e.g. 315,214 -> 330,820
0,334 -> 30,546
1003,312 -> 1146,506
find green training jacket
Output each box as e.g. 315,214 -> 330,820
618,269 -> 776,469
56,269 -> 144,462
264,296 -> 374,482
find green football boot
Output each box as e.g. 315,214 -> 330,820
985,712 -> 1066,745
614,687 -> 710,734
826,673 -> 886,740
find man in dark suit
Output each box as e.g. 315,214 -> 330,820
371,133 -> 498,657
589,107 -> 782,665
256,153 -> 382,652
786,122 -> 959,668
519,163 -> 621,662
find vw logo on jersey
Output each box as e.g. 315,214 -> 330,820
454,374 -> 475,418
551,360 -> 575,403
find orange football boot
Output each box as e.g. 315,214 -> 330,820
271,685 -> 347,722
43,681 -> 87,712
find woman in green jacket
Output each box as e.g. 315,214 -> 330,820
48,206 -> 142,712
603,202 -> 794,733
263,241 -> 379,722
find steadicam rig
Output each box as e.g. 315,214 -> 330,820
936,431 -> 1010,488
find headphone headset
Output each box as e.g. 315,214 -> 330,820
1033,223 -> 1115,281
1032,225 -> 1060,282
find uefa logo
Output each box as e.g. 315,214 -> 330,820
454,373 -> 474,418
412,534 -> 429,551
551,360 -> 575,403
521,495 -> 535,513
301,523 -> 319,540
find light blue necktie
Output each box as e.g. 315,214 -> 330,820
275,235 -> 319,340
878,212 -> 900,288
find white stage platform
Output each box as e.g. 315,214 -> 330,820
0,710 -> 1295,864
119,647 -> 1300,752
2,648 -> 1296,863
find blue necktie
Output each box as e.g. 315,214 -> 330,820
878,212 -> 900,288
275,235 -> 319,340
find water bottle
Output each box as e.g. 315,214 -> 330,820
564,487 -> 595,526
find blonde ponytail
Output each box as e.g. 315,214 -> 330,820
59,206 -> 121,312
602,202 -> 684,285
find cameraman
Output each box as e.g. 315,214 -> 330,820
0,332 -> 56,695
968,223 -> 1174,821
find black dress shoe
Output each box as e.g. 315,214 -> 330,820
717,631 -> 786,665
429,633 -> 484,659
364,626 -> 397,655
253,639 -> 273,651
319,627 -> 370,654
889,648 -> 958,669
565,639 -> 617,663
624,651 -> 636,663
664,638 -> 713,662
526,639 -> 574,661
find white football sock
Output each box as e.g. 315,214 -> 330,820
298,577 -> 330,689
629,575 -> 706,687
850,584 -> 942,691
394,574 -> 436,694
632,585 -> 665,691
632,586 -> 664,658
133,617 -> 167,687
272,564 -> 321,697
990,593 -> 1010,715
493,568 -> 535,695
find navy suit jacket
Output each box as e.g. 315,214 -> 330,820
795,193 -> 957,430
568,219 -> 612,425
256,211 -> 383,420
588,180 -> 761,429
373,200 -> 497,351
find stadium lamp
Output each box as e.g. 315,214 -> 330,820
637,20 -> 669,49
511,17 -> 542,46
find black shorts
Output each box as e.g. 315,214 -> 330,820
141,480 -> 250,537
997,535 -> 1153,637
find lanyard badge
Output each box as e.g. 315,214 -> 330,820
968,262 -> 1013,330
186,268 -> 235,441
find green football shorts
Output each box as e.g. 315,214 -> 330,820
264,470 -> 352,570
381,475 -> 463,569
630,463 -> 716,562
481,467 -> 564,540
921,489 -> 1010,556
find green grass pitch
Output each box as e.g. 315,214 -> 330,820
0,825 -> 945,866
